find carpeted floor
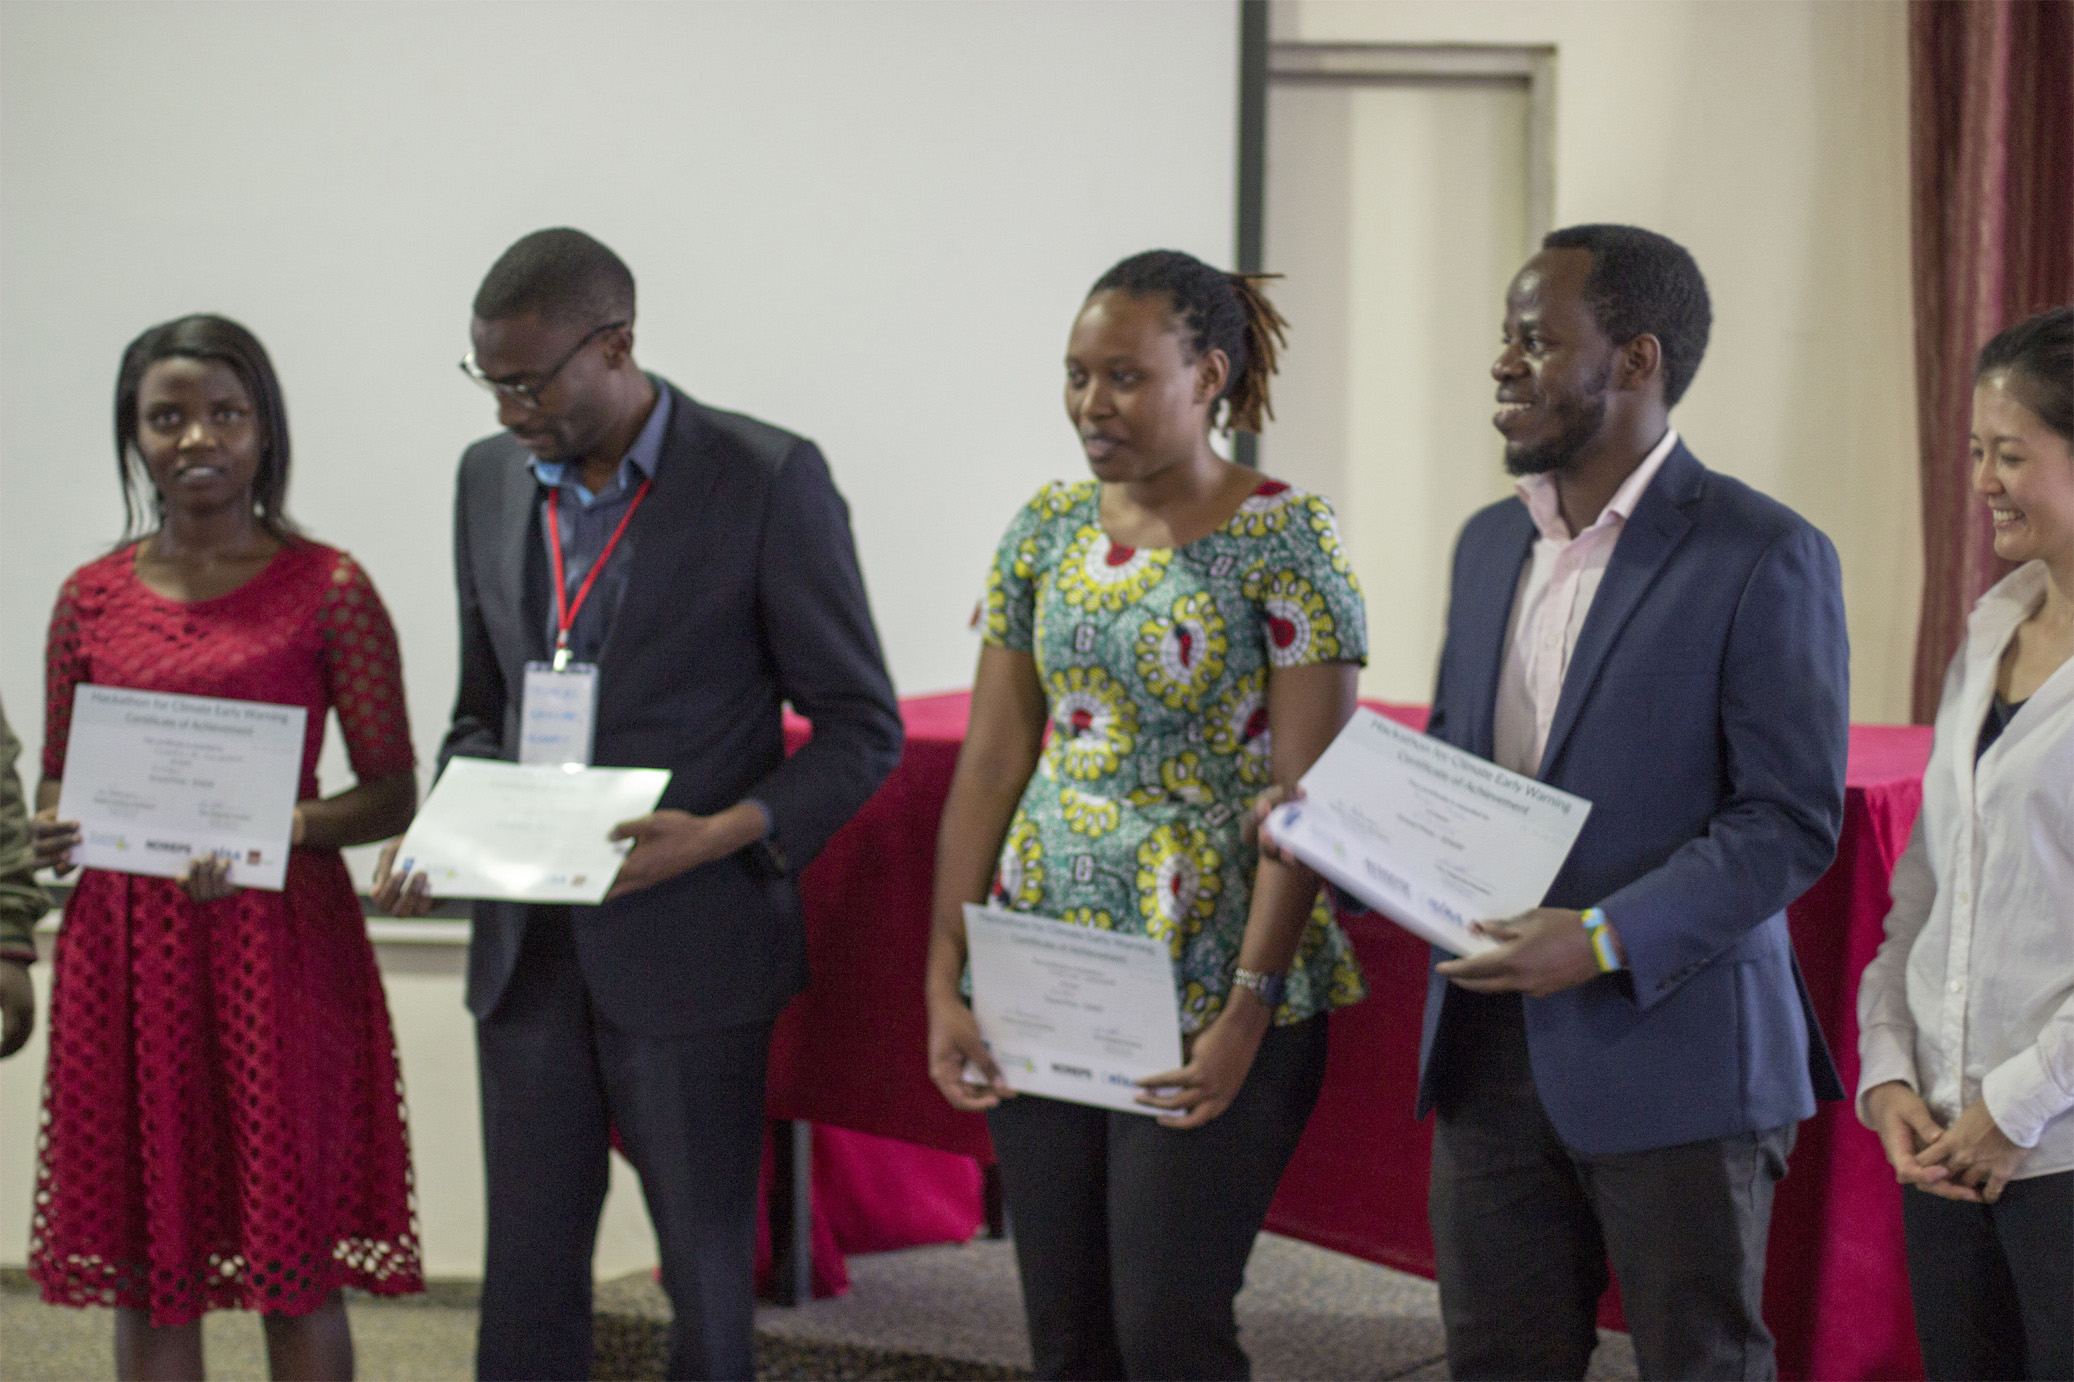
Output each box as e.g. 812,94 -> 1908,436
1,1235 -> 1638,1380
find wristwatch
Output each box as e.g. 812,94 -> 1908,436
1231,967 -> 1287,1010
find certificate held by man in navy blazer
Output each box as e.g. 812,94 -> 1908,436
374,229 -> 902,1382
1411,226 -> 1846,1382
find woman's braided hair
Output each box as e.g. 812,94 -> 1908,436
1088,249 -> 1289,434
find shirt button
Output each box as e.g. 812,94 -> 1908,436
1957,889 -> 1970,905
1949,980 -> 1964,994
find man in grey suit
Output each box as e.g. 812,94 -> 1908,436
377,228 -> 902,1381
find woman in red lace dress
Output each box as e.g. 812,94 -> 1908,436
29,315 -> 423,1380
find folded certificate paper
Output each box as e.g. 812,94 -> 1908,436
964,904 -> 1185,1116
1266,709 -> 1592,957
398,758 -> 671,905
57,686 -> 309,891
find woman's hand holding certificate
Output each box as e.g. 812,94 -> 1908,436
53,685 -> 307,891
962,904 -> 1184,1117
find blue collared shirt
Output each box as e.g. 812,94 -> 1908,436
528,380 -> 777,843
531,378 -> 672,665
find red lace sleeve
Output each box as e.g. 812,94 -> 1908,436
42,575 -> 89,782
316,552 -> 416,781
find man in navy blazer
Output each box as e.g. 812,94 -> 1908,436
1418,227 -> 1848,1380
377,229 -> 902,1380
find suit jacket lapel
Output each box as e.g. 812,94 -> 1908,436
487,452 -> 545,665
1458,501 -> 1537,759
593,387 -> 726,690
1537,444 -> 1702,779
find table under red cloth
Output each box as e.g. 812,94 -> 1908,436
770,693 -> 1933,1380
756,696 -> 990,1301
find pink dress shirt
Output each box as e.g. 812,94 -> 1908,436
1492,429 -> 1680,778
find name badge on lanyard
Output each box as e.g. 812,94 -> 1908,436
521,661 -> 599,766
518,476 -> 653,768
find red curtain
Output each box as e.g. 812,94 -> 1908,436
1908,0 -> 2074,721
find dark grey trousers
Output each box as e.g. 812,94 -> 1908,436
985,1016 -> 1331,1381
474,907 -> 773,1382
1429,994 -> 1794,1381
1902,1169 -> 2073,1381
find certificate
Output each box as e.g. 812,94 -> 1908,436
1266,708 -> 1592,957
396,757 -> 671,905
963,904 -> 1184,1116
57,685 -> 308,891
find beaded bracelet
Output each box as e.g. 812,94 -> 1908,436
1582,907 -> 1622,974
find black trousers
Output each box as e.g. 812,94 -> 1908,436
984,1015 -> 1330,1381
1902,1170 -> 2073,1381
1429,993 -> 1794,1382
474,907 -> 773,1382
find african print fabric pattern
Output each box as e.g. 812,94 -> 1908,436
981,477 -> 1369,1033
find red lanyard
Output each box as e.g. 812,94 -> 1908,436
545,476 -> 652,669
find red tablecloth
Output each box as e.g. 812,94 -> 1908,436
770,695 -> 990,1159
757,695 -> 989,1300
770,693 -> 1933,1380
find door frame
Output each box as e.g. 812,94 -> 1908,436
1258,41 -> 1556,245
1232,9 -> 1556,463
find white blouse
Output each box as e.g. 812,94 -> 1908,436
1857,561 -> 2074,1179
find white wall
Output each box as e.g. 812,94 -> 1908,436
1261,80 -> 1532,701
1273,0 -> 1922,724
0,0 -> 1237,1275
0,0 -> 1238,757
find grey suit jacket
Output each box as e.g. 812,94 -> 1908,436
441,382 -> 903,1035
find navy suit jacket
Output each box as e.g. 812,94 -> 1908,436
1418,441 -> 1849,1154
441,382 -> 903,1036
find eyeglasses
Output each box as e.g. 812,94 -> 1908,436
458,320 -> 628,408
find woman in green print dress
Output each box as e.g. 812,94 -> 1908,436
926,250 -> 1368,1380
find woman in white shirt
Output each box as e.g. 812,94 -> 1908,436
1857,305 -> 2073,1382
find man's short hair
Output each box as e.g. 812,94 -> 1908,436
473,228 -> 636,326
1541,224 -> 1712,407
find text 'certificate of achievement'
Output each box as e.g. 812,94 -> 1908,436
397,758 -> 671,905
57,685 -> 308,891
1266,709 -> 1592,957
963,904 -> 1184,1116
